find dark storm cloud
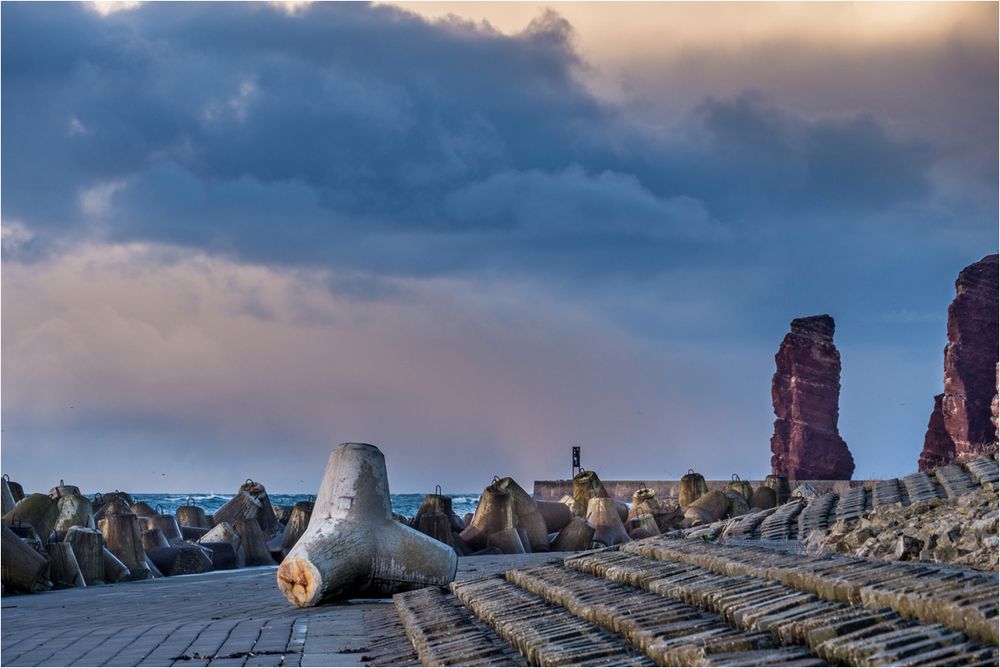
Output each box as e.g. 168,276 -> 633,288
1,1 -> 945,279
692,94 -> 932,214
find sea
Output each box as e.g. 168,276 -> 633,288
132,493 -> 482,520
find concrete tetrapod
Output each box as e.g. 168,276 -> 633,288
46,542 -> 86,588
626,513 -> 660,540
176,499 -> 211,529
1,476 -> 16,515
631,486 -> 657,507
147,506 -> 183,541
7,477 -> 25,503
48,481 -> 81,499
535,500 -> 572,532
277,442 -> 457,607
65,526 -> 105,585
679,469 -> 709,509
54,494 -> 95,533
571,470 -> 608,516
683,489 -> 730,526
750,486 -> 777,510
459,484 -> 515,551
495,477 -> 549,552
281,501 -> 313,552
130,501 -> 157,518
101,547 -> 131,583
414,490 -> 465,535
586,497 -> 631,547
550,516 -> 595,551
98,512 -> 150,579
93,495 -> 130,524
3,494 -> 58,546
727,474 -> 754,501
273,504 -> 292,525
240,479 -> 281,538
198,522 -> 244,568
1,523 -> 51,593
763,474 -> 791,505
725,490 -> 750,517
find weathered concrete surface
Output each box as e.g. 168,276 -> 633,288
392,541 -> 998,666
621,536 -> 1000,647
1,553 -> 570,667
277,443 -> 457,607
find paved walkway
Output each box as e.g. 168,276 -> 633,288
1,554 -> 570,667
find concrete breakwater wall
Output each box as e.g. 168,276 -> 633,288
532,478 -> 863,503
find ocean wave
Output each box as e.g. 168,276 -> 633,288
126,492 -> 482,518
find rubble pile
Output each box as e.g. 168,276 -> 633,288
814,486 -> 998,571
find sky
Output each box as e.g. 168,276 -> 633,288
2,1 -> 997,495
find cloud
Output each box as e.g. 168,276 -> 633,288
2,242 -> 775,492
79,178 -> 129,217
1,220 -> 34,252
202,79 -> 258,123
445,165 -> 726,241
1,2 -> 995,492
0,1 -> 962,284
86,1 -> 142,17
268,1 -> 312,17
687,94 -> 932,215
68,116 -> 88,136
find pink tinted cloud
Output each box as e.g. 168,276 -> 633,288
2,243 -> 771,493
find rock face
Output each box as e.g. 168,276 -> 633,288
992,363 -> 999,443
919,255 -> 999,471
770,314 -> 855,480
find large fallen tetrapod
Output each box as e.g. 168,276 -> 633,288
277,442 -> 457,607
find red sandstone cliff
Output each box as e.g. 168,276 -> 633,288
919,255 -> 999,470
770,314 -> 855,480
992,364 -> 998,442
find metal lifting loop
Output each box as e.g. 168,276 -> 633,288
434,484 -> 442,496
187,497 -> 195,507
94,492 -> 104,504
245,478 -> 254,486
687,468 -> 695,475
157,504 -> 165,515
732,474 -> 740,481
492,475 -> 500,484
2,474 -> 8,481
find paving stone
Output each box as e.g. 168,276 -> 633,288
2,551 -> 567,667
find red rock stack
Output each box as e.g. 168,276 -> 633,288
919,254 -> 999,470
770,314 -> 856,480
